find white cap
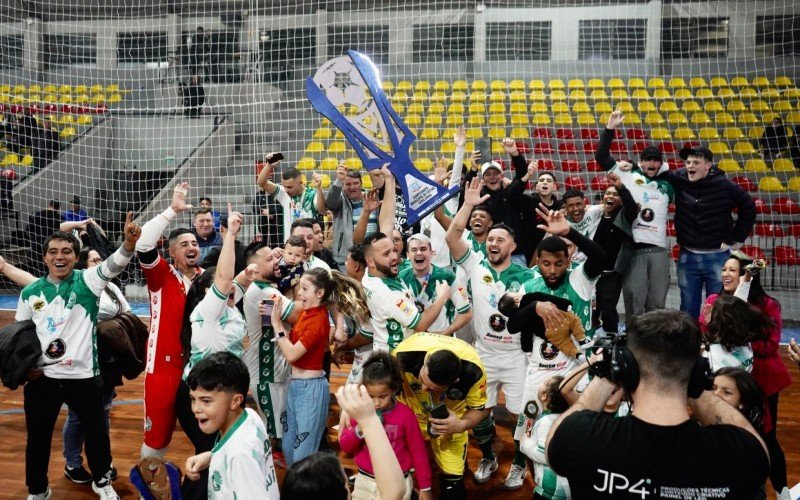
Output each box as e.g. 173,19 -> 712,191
480,161 -> 502,176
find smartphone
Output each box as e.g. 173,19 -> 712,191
267,152 -> 285,163
261,299 -> 275,326
474,138 -> 491,165
430,402 -> 449,419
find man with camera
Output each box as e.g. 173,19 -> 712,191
545,310 -> 769,498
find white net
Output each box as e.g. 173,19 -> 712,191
0,1 -> 798,326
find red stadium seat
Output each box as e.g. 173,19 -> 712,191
671,244 -> 681,261
627,128 -> 647,140
731,176 -> 757,192
43,103 -> 57,114
682,141 -> 700,150
753,197 -> 771,215
631,141 -> 650,155
609,142 -> 628,155
659,142 -> 678,155
537,159 -> 555,170
613,129 -> 624,139
739,245 -> 767,261
788,224 -> 800,237
564,175 -> 587,190
773,197 -> 800,215
667,159 -> 682,171
587,159 -> 603,172
556,128 -> 575,140
60,104 -> 72,114
774,246 -> 800,265
532,127 -> 552,139
27,104 -> 40,114
590,175 -> 611,191
753,223 -> 785,237
580,128 -> 599,140
493,158 -> 507,170
666,220 -> 676,237
516,141 -> 531,154
561,159 -> 581,172
533,142 -> 554,155
582,142 -> 597,155
558,142 -> 578,155
9,104 -> 23,114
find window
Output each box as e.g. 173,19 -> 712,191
486,22 -> 551,61
180,30 -> 241,83
579,19 -> 646,60
260,28 -> 316,83
756,16 -> 800,56
328,25 -> 390,66
661,18 -> 729,59
412,24 -> 474,62
117,32 -> 168,64
43,34 -> 97,68
0,35 -> 24,69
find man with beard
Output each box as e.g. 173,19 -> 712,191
522,169 -> 563,266
445,177 -> 535,490
399,233 -> 472,337
242,242 -> 302,456
435,203 -> 493,259
136,183 -> 204,460
289,218 -> 330,271
562,189 -> 603,264
311,219 -> 340,271
362,165 -> 452,352
326,164 -> 376,268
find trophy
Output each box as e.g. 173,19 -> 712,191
306,50 -> 459,227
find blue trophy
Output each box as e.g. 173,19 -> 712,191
306,50 -> 459,227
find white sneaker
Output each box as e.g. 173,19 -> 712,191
777,487 -> 791,500
27,489 -> 52,500
473,457 -> 498,484
504,463 -> 527,490
92,480 -> 120,500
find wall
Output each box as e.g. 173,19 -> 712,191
112,116 -> 215,171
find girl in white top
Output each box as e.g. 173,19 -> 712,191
703,294 -> 769,372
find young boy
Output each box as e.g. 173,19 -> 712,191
276,235 -> 307,294
185,352 -> 279,500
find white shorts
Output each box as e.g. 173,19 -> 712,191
346,344 -> 373,385
251,380 -> 288,439
482,351 -> 527,415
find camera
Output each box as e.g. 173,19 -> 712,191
587,332 -> 637,390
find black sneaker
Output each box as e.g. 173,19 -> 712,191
64,465 -> 92,484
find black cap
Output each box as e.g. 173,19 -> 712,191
219,214 -> 228,228
640,146 -> 663,161
679,145 -> 713,162
71,195 -> 81,205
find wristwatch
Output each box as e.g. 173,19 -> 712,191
275,331 -> 286,339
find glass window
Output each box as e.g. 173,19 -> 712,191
43,33 -> 97,68
486,22 -> 551,61
0,35 -> 24,69
117,32 -> 168,64
412,24 -> 474,62
661,18 -> 729,59
328,25 -> 390,66
756,16 -> 800,56
579,19 -> 647,60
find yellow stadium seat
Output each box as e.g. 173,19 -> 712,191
659,101 -> 679,113
751,76 -> 770,88
744,159 -> 769,172
466,127 -> 484,139
576,114 -> 596,126
594,102 -> 613,116
488,114 -> 507,126
548,79 -> 565,91
447,103 -> 465,114
483,102 -> 501,114
750,100 -> 771,113
509,90 -> 526,102
590,89 -> 609,101
703,101 -> 724,114
653,89 -> 672,100
569,90 -> 588,101
773,100 -> 793,113
27,84 -> 41,94
747,126 -> 765,140
681,100 -> 701,113
382,81 -> 394,93
774,76 -> 793,88
708,141 -> 730,155
107,93 -> 123,104
697,127 -> 719,140
406,103 -> 424,115
58,94 -> 72,104
762,112 -> 781,125
415,81 -> 431,92
361,175 -> 373,189
554,113 -> 574,126
694,88 -> 714,99
469,91 -> 487,103
510,127 -> 529,139
319,157 -> 339,170
416,158 -> 434,172
530,102 -> 548,114
761,88 -> 780,99
689,77 -> 708,89
648,77 -> 666,89
58,84 -> 72,95
607,78 -> 625,90
466,114 -> 485,126
552,102 -> 570,114
668,77 -> 687,89
529,79 -> 545,91
737,112 -> 758,125
758,176 -> 786,192
313,128 -> 333,140
650,127 -> 672,140
729,76 -> 748,88
509,80 -> 526,91
396,81 -> 413,92
532,113 -> 552,126
391,91 -> 409,103
733,141 -> 756,155
726,100 -> 746,113
716,87 -> 735,99
487,127 -> 506,139
625,113 -> 642,125
20,154 -> 34,167
76,114 -> 93,125
714,112 -> 736,125
441,142 -> 456,155
429,92 -> 447,103
716,159 -> 742,173
785,112 -> 800,124
722,127 -> 745,140
393,102 -> 406,115
529,90 -> 546,102
628,78 -> 646,89
788,176 -> 800,191
644,113 -> 665,125
568,79 -> 585,90
328,142 -> 347,155
667,112 -> 688,126
320,174 -> 331,188
616,101 -> 635,113
674,127 -> 697,140
59,126 -> 77,140
90,84 -> 103,94
489,91 -> 506,102
405,114 -> 422,126
433,80 -> 450,92
773,159 -> 795,172
740,87 -> 758,99
12,84 -> 25,95
428,103 -> 445,114
491,142 -> 504,154
509,102 -> 526,114
550,90 -> 567,102
425,114 -> 444,126
43,94 -> 58,104
587,78 -> 605,90
43,84 -> 57,94
490,80 -> 507,92
631,89 -> 651,100
411,92 -> 428,103
571,101 -> 590,114
710,77 -> 728,89
674,88 -> 693,100
611,89 -> 629,100
1,153 -> 19,166
449,91 -> 467,103
446,114 -> 465,126
510,114 -> 529,126
345,158 -> 362,170
471,80 -> 487,92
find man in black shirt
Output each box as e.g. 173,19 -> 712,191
24,200 -> 62,274
546,310 -> 769,499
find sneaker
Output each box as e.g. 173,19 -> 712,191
27,489 -> 52,500
777,487 -> 791,500
503,464 -> 527,490
472,457 -> 498,484
109,465 -> 118,481
92,479 -> 120,500
64,465 -> 92,484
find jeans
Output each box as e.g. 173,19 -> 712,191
24,376 -> 111,494
63,386 -> 115,468
677,248 -> 730,319
283,376 -> 329,467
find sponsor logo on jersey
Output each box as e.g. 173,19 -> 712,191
540,340 -> 560,361
640,208 -> 655,222
211,470 -> 222,491
45,338 -> 66,359
482,274 -> 493,284
414,300 -> 425,313
488,313 -> 506,332
32,299 -> 46,313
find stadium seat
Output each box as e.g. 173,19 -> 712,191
667,113 -> 688,126
753,197 -> 771,214
530,102 -> 548,114
582,142 -> 598,155
595,102 -> 613,115
647,77 -> 666,89
731,175 -> 756,191
637,101 -> 657,114
694,88 -> 714,100
76,114 -> 93,126
534,142 -> 554,154
587,159 -> 603,172
774,159 -> 795,173
688,77 -> 708,89
652,89 -> 672,100
644,113 -> 665,126
488,127 -> 506,139
509,79 -> 526,91
562,159 -> 581,172
532,128 -> 552,139
671,244 -> 680,261
710,77 -> 729,89
564,175 -> 587,190
419,127 -> 439,140
721,127 -> 744,140
469,91 -> 487,103
1,153 -> 19,166
575,114 -> 596,126
774,76 -> 793,88
510,127 -> 528,140
509,91 -> 527,102
529,90 -> 546,102
774,246 -> 800,266
429,92 -> 447,103
532,114 -> 551,126
607,78 -> 626,90
361,174 -> 373,189
703,100 -> 724,114
548,79 -> 565,91
465,127 -> 483,139
740,87 -> 759,98
508,102 -> 526,114
785,112 -> 800,125
650,128 -> 672,140
319,157 -> 339,170
737,112 -> 759,125
405,114 -> 422,126
758,176 -> 787,192
441,142 -> 456,154
628,78 -> 646,90
732,141 -> 756,155
626,128 -> 647,140
697,127 -> 718,140
750,100 -> 771,113
665,220 -> 676,237
415,158 -> 434,172
708,142 -> 730,156
449,91 -> 467,103
447,114 -> 465,126
537,159 -> 555,171
554,113 -> 573,126
586,78 -> 604,90
714,112 -> 736,125
555,128 -> 575,140
447,103 -> 465,115
295,156 -> 316,171
631,141 -> 650,155
739,245 -> 766,261
305,141 -> 325,155
568,79 -> 585,90
659,142 -> 678,155
717,159 -> 742,174
747,126 -> 765,140
590,89 -> 609,101
313,127 -> 333,140
552,102 -> 570,114
466,114 -> 484,126
591,175 -> 612,192
773,100 -> 794,113
580,128 -> 598,140
510,114 -> 529,126
616,101 -> 635,114
744,159 -> 769,172
610,89 -> 629,100
659,101 -> 679,114
489,91 -> 506,103
675,89 -> 694,100
753,223 -> 785,237
558,142 -> 578,155
609,142 -> 628,155
328,142 -> 347,155
690,111 -> 712,126
550,90 -> 567,102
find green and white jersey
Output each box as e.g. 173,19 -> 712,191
183,283 -> 247,379
465,232 -> 488,258
520,412 -> 571,500
524,263 -> 597,336
398,264 -> 471,334
707,343 -> 754,373
362,272 -> 420,352
209,408 -> 279,500
611,162 -> 675,248
456,249 -> 534,357
304,255 -> 331,271
274,185 -> 320,239
243,281 -> 295,385
16,268 -> 113,379
568,205 -> 603,263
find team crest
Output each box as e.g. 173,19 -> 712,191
211,471 -> 222,491
634,177 -> 645,185
32,299 -> 46,313
488,314 -> 506,332
482,274 -> 493,284
540,340 -> 560,360
45,338 -> 66,359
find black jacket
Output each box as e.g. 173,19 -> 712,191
660,169 -> 756,250
0,320 -> 41,390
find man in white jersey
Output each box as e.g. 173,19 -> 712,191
445,177 -> 534,490
16,216 -> 141,499
361,164 -> 452,352
399,233 -> 472,337
563,188 -> 603,263
289,218 -> 330,271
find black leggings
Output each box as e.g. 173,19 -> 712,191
175,379 -> 217,500
439,474 -> 466,500
764,393 -> 787,491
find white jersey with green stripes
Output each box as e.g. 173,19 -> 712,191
362,272 -> 420,352
524,263 -> 597,335
243,281 -> 295,385
398,263 -> 471,334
